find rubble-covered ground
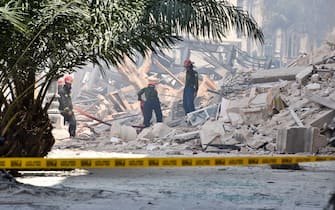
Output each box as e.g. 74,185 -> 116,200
48,40 -> 335,157
2,41 -> 335,210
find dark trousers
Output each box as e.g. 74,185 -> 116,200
61,112 -> 77,137
183,87 -> 196,115
143,98 -> 163,127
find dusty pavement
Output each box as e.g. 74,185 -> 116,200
0,129 -> 334,210
0,152 -> 333,210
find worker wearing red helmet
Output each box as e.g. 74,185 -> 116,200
58,75 -> 76,137
137,80 -> 163,127
183,59 -> 198,115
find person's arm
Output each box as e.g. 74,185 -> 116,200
137,88 -> 145,101
194,71 -> 199,95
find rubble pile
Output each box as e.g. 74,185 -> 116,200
53,41 -> 335,156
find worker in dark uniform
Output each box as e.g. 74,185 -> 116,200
57,78 -> 65,110
58,75 -> 76,137
137,81 -> 163,127
183,59 -> 199,115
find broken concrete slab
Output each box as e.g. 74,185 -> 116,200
305,93 -> 335,109
199,120 -> 225,149
249,92 -> 268,107
305,83 -> 321,91
137,123 -> 173,141
240,107 -> 268,125
251,66 -> 307,83
295,66 -> 314,85
173,130 -> 200,143
312,128 -> 328,153
219,97 -> 230,122
246,135 -> 270,149
151,123 -> 174,139
289,108 -> 304,127
227,98 -> 249,113
307,109 -> 335,128
227,112 -> 244,126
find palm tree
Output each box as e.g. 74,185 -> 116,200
0,0 -> 263,158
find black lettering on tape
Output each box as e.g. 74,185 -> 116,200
95,160 -> 110,167
0,161 -> 5,167
248,159 -> 259,164
182,159 -> 193,166
81,160 -> 92,167
162,160 -> 177,166
215,159 -> 226,165
115,160 -> 126,167
10,160 -> 22,167
261,158 -> 278,164
26,161 -> 41,167
148,159 -> 159,166
228,159 -> 244,165
47,160 -> 57,167
128,160 -> 144,166
195,159 -> 210,166
60,160 -> 76,167
282,158 -> 293,164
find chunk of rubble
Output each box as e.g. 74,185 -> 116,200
277,127 -> 328,153
137,123 -> 173,141
173,131 -> 200,143
110,122 -> 137,141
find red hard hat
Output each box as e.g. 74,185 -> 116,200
148,81 -> 156,86
57,78 -> 64,85
184,59 -> 193,67
64,75 -> 73,83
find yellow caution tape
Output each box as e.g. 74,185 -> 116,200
0,156 -> 334,169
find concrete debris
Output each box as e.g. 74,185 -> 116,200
277,127 -> 327,153
199,120 -> 225,147
111,123 -> 137,141
49,40 -> 335,157
173,131 -> 200,143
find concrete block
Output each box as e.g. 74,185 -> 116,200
276,127 -> 327,153
228,112 -> 244,126
305,83 -> 321,91
200,120 -> 225,149
48,113 -> 64,129
151,123 -> 173,138
312,128 -> 328,153
308,109 -> 335,128
111,123 -> 137,141
305,93 -> 335,109
136,123 -> 173,141
220,97 -> 230,122
277,127 -> 313,153
227,98 -> 248,113
240,107 -> 268,124
249,93 -> 267,107
173,131 -> 200,143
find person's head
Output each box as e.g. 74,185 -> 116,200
57,78 -> 64,87
64,75 -> 73,86
148,81 -> 156,87
184,59 -> 194,70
